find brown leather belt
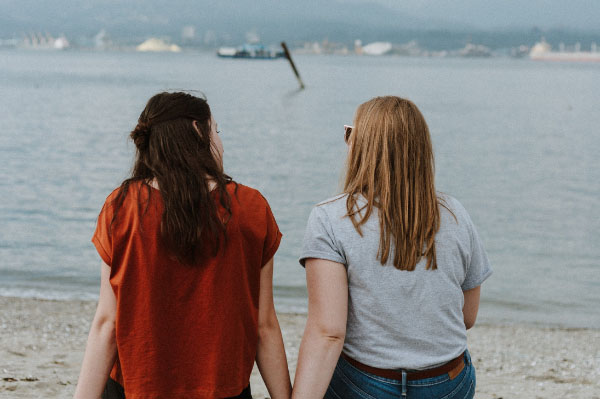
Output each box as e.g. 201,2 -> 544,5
341,352 -> 466,381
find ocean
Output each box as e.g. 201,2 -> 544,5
1,49 -> 599,328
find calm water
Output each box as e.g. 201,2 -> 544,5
1,50 -> 599,328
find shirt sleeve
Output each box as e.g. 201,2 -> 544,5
91,198 -> 114,267
461,215 -> 493,291
261,198 -> 282,267
299,205 -> 346,267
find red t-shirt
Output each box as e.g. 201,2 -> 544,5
92,181 -> 281,399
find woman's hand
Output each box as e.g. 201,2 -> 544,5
73,261 -> 117,399
255,257 -> 292,399
292,258 -> 348,399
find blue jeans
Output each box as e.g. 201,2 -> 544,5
324,350 -> 475,399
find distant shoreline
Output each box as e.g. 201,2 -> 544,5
1,295 -> 598,398
1,293 -> 598,330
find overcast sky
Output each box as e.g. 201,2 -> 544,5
2,0 -> 599,43
360,0 -> 600,30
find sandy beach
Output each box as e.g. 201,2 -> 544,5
0,296 -> 598,398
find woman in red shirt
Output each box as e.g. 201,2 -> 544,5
74,92 -> 291,399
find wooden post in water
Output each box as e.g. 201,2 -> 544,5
281,42 -> 305,90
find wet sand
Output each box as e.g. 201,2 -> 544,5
0,296 -> 598,398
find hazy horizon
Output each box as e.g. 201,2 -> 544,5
364,0 -> 600,31
2,0 -> 599,43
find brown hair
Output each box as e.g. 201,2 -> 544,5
344,96 -> 443,271
112,91 -> 233,264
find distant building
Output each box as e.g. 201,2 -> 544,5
390,40 -> 424,57
203,30 -> 217,46
354,40 -> 362,55
0,38 -> 18,48
361,42 -> 392,56
94,30 -> 112,50
510,44 -> 530,58
245,30 -> 260,44
22,33 -> 69,50
53,36 -> 69,50
458,43 -> 491,57
295,40 -> 347,55
530,38 -> 600,62
182,26 -> 196,41
136,38 -> 181,52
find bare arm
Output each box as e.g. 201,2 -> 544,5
463,286 -> 481,330
74,261 -> 117,399
255,257 -> 292,399
292,259 -> 348,399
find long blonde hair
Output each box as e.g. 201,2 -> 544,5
344,96 -> 441,271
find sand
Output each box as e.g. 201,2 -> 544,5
0,296 -> 599,398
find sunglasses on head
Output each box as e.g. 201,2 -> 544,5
344,125 -> 354,143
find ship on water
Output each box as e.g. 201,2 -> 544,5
530,39 -> 600,62
217,44 -> 284,59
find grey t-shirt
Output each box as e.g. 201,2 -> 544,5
299,193 -> 492,370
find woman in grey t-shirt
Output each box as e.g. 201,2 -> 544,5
292,96 -> 492,399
